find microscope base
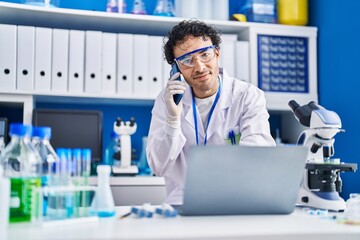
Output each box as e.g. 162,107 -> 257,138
296,187 -> 346,212
112,165 -> 139,176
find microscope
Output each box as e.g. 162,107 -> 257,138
289,100 -> 357,211
112,117 -> 139,175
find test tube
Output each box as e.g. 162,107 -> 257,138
72,148 -> 82,217
55,148 -> 67,219
65,149 -> 74,218
46,147 -> 60,220
81,149 -> 91,216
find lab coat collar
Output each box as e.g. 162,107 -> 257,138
182,68 -> 232,108
182,68 -> 231,141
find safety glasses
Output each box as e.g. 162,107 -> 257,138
175,45 -> 216,68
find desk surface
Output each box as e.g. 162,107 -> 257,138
6,207 -> 360,240
89,176 -> 165,186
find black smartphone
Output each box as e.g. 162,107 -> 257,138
170,63 -> 183,105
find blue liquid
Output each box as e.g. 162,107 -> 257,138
98,211 -> 116,217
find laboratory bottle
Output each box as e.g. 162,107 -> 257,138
0,123 -> 42,223
0,166 -> 10,237
106,0 -> 127,13
131,0 -> 147,15
137,136 -> 152,175
103,131 -> 120,166
94,165 -> 115,217
32,127 -> 59,216
153,0 -> 174,17
277,0 -> 308,26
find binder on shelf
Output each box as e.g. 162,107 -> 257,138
52,28 -> 69,92
198,0 -> 212,20
117,33 -> 134,97
133,34 -> 148,97
34,27 -> 52,92
0,24 -> 17,92
85,30 -> 102,93
101,32 -> 117,94
175,0 -> 199,18
68,30 -> 85,93
235,41 -> 250,82
162,56 -> 171,89
17,25 -> 35,91
220,34 -> 237,78
147,36 -> 163,98
212,0 -> 229,21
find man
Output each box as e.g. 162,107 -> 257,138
147,19 -> 275,205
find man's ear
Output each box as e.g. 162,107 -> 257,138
215,48 -> 220,60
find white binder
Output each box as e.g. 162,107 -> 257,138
176,0 -> 199,18
133,34 -> 148,97
0,24 -> 17,92
101,32 -> 117,94
52,28 -> 69,92
212,0 -> 229,21
199,0 -> 212,20
68,30 -> 85,93
117,33 -> 133,97
220,34 -> 237,78
162,57 -> 171,89
34,27 -> 52,92
85,31 -> 102,93
235,41 -> 250,82
17,25 -> 35,91
147,36 -> 163,98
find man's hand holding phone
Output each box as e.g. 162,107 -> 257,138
165,71 -> 186,128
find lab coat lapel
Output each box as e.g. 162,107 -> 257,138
183,84 -> 205,139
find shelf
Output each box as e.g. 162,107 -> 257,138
0,2 -> 245,35
0,2 -> 318,111
0,2 -> 316,36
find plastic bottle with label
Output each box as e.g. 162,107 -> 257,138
0,166 -> 10,238
32,126 -> 59,216
0,123 -> 42,223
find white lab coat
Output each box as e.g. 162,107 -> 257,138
147,68 -> 275,205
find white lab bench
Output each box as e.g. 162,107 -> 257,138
5,207 -> 360,240
89,176 -> 166,206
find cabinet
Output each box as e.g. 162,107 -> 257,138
0,1 -> 318,113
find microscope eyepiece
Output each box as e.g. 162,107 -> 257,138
288,100 -> 312,127
288,100 -> 300,113
129,117 -> 136,127
116,117 -> 122,126
307,101 -> 321,110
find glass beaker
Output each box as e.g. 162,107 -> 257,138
153,0 -> 174,17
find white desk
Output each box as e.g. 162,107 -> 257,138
89,177 -> 166,206
6,207 -> 360,240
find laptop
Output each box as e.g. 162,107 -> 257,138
175,145 -> 308,216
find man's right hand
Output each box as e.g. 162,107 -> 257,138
165,72 -> 186,121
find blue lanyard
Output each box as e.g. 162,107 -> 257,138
192,77 -> 222,146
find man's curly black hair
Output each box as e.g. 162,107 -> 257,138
163,19 -> 222,65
